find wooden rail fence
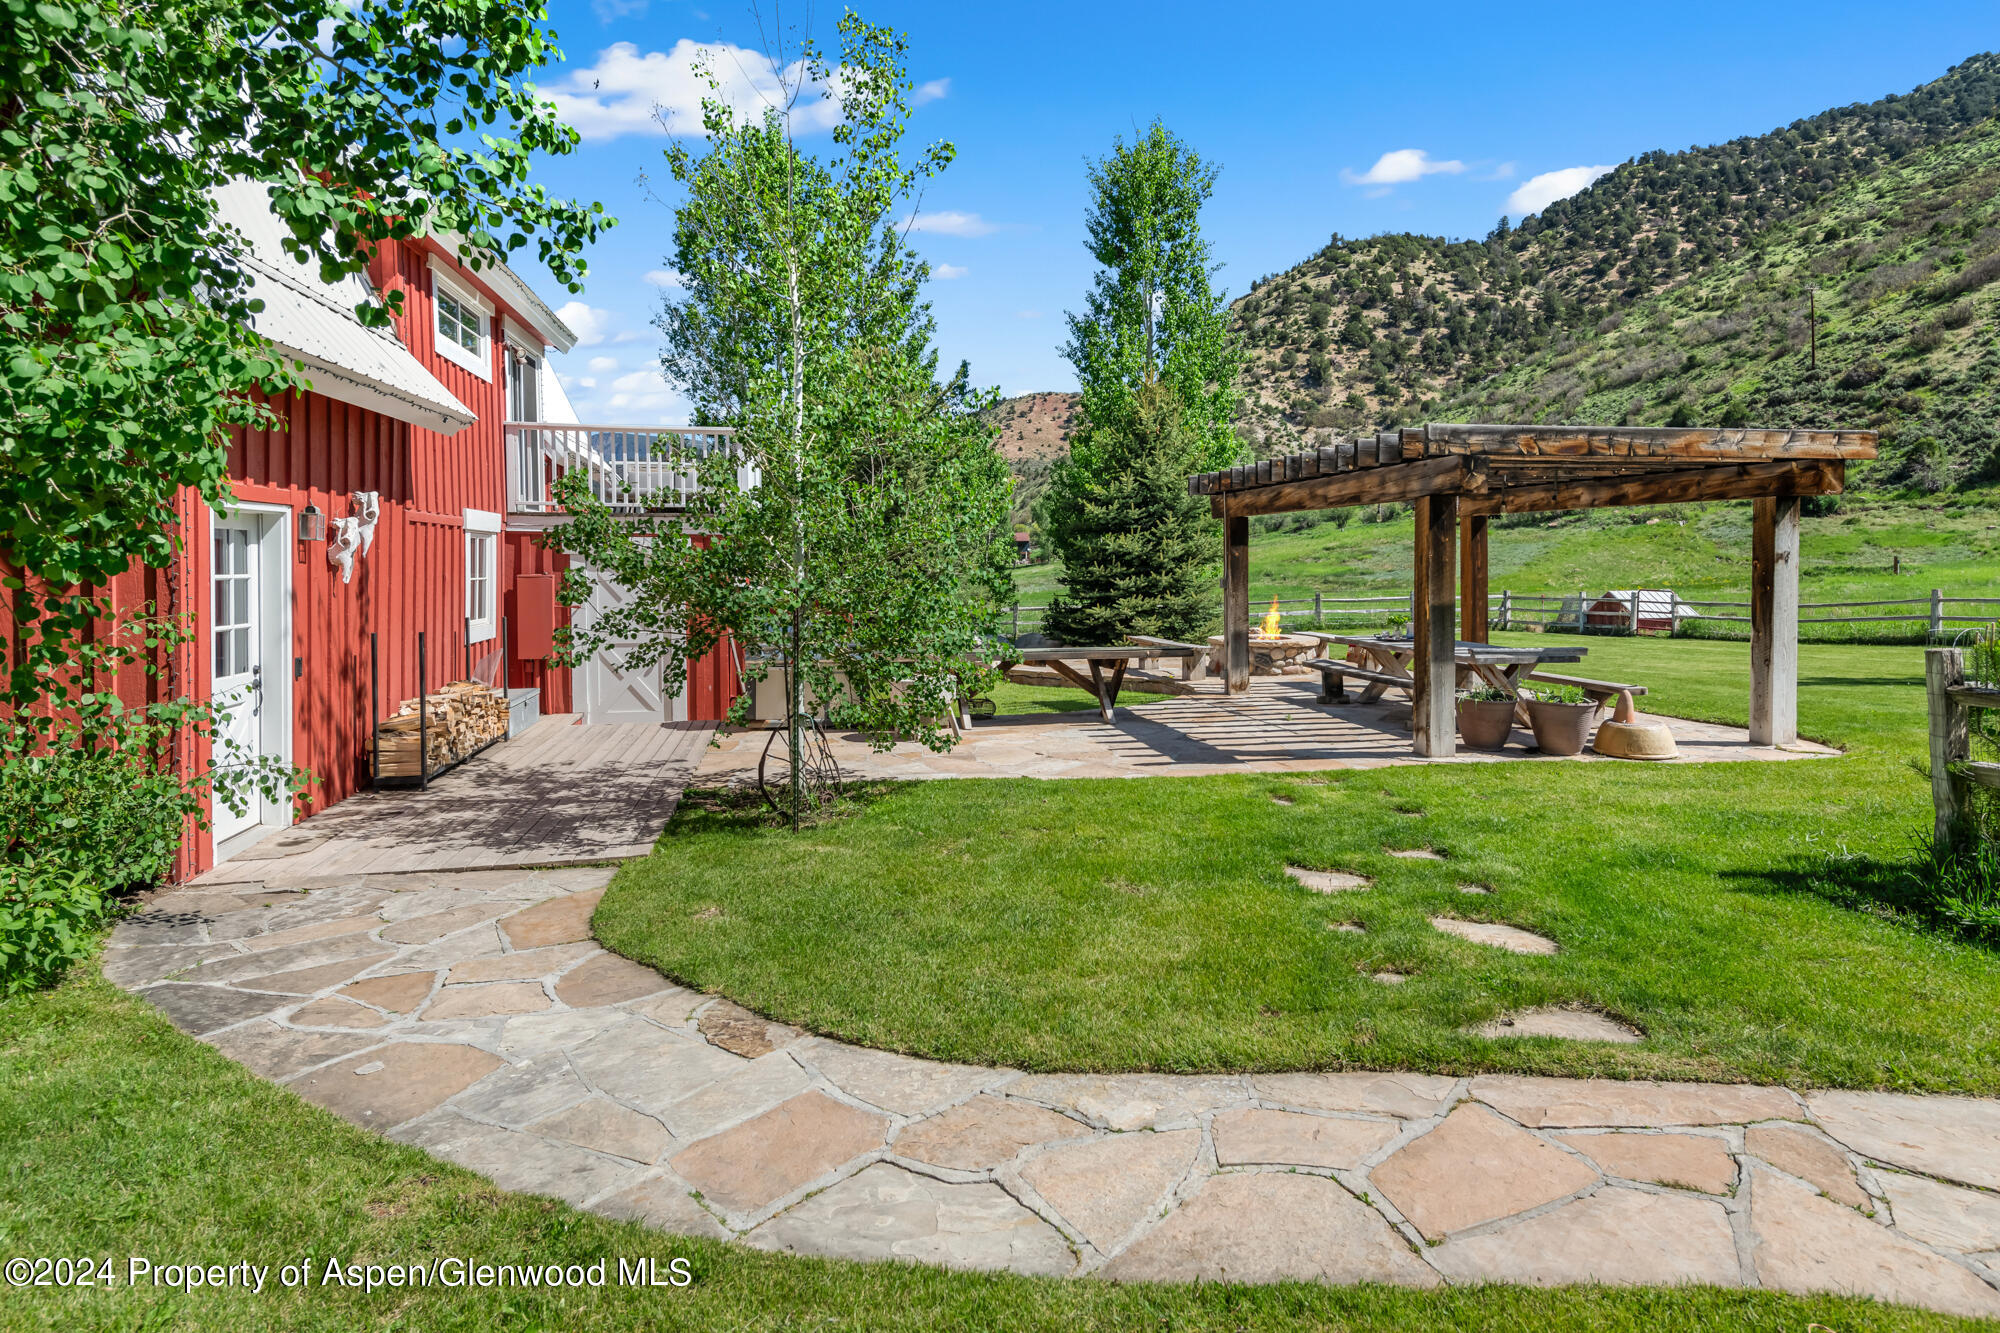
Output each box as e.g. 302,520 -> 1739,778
1007,590 -> 2000,642
1927,646 -> 2000,849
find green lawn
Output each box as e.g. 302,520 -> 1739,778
597,636 -> 2000,1091
2,971 -> 1981,1332
1011,491 -> 2000,626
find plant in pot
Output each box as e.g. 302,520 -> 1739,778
1456,685 -> 1516,750
1383,611 -> 1411,638
1526,683 -> 1598,756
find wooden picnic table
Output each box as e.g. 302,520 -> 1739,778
1013,641 -> 1205,722
1307,633 -> 1588,724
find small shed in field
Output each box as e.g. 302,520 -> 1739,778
1188,425 -> 1878,758
1587,589 -> 1687,633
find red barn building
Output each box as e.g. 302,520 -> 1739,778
69,181 -> 737,880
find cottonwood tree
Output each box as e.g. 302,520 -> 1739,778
1043,122 -> 1241,645
546,15 -> 1012,826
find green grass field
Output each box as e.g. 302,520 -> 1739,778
1012,493 -> 2000,634
2,972 -> 1982,1331
597,635 -> 2000,1091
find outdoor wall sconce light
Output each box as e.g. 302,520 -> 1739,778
298,503 -> 327,543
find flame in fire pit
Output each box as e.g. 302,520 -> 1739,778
1260,596 -> 1282,637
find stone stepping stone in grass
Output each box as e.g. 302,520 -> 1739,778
1387,847 -> 1444,860
1269,794 -> 1295,806
1327,921 -> 1365,933
1468,1008 -> 1642,1043
1370,970 -> 1410,985
1458,883 -> 1493,895
1429,916 -> 1558,956
1286,866 -> 1372,893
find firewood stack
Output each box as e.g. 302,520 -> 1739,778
374,680 -> 508,777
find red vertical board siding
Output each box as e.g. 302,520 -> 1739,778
55,234 -> 575,879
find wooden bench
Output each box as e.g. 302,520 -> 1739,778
1522,671 -> 1650,708
1306,658 -> 1412,704
1126,635 -> 1210,681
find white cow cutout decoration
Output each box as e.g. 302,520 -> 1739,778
328,517 -> 362,584
352,491 -> 381,554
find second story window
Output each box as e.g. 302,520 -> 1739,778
431,265 -> 492,381
438,289 -> 481,355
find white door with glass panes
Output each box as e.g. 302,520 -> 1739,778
211,519 -> 265,842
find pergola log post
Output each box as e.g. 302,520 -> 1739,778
1413,494 -> 1458,756
1460,514 -> 1489,643
1750,495 -> 1801,746
1223,506 -> 1250,693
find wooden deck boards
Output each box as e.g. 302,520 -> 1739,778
196,715 -> 715,886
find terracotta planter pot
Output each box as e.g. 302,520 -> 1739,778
1526,699 -> 1597,756
1456,698 -> 1516,750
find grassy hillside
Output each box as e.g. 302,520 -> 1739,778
1228,53 -> 2000,460
1443,123 -> 2000,487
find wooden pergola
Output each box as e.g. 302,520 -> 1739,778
1189,425 -> 1879,758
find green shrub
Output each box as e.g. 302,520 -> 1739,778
0,862 -> 109,997
0,740 -> 191,890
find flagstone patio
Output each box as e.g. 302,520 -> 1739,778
108,866 -> 2000,1318
698,679 -> 1836,784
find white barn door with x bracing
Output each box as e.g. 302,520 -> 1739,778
576,564 -> 689,724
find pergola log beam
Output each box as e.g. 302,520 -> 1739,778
1459,459 -> 1844,517
1412,494 -> 1458,756
1750,495 -> 1801,746
1223,507 -> 1250,693
1211,456 -> 1483,518
1460,514 -> 1489,643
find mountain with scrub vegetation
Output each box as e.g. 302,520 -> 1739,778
1229,53 -> 2000,486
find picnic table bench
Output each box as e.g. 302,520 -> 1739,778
1521,671 -> 1649,708
1305,633 -> 1594,724
1011,639 -> 1206,722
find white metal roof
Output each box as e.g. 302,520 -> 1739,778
212,179 -> 476,436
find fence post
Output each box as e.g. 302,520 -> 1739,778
1499,590 -> 1511,631
1629,590 -> 1642,636
1928,647 -> 1970,850
1011,603 -> 1020,643
1931,588 -> 1944,639
1314,592 -> 1322,626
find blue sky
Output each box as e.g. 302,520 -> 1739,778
516,1 -> 1999,423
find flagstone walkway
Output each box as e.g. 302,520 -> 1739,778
108,866 -> 2000,1319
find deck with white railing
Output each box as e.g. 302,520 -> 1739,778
505,423 -> 758,516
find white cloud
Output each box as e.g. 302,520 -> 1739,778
555,301 -> 616,347
914,77 -> 950,104
644,268 -> 687,289
1505,165 -> 1615,217
587,355 -> 618,374
609,370 -> 662,393
901,209 -> 995,237
545,39 -> 843,142
932,263 -> 968,279
591,0 -> 646,20
1478,161 -> 1518,181
612,329 -> 649,344
1344,149 -> 1465,187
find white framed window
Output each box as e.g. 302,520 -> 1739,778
464,508 -> 500,642
431,263 -> 492,381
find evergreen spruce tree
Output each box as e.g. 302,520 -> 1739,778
1042,383 -> 1215,644
1042,122 -> 1241,645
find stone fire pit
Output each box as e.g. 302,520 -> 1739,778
1206,633 -> 1320,677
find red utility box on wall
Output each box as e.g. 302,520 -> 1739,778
512,573 -> 558,660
